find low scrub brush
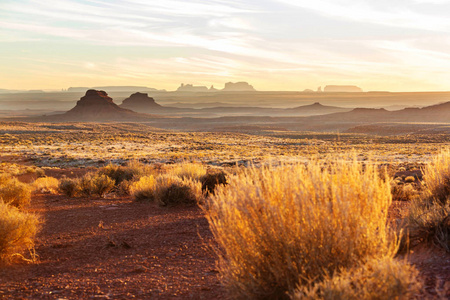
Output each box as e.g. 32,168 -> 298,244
0,202 -> 40,263
203,159 -> 401,299
0,176 -> 31,208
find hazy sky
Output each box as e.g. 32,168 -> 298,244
2,0 -> 450,91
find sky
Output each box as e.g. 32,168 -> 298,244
1,0 -> 450,92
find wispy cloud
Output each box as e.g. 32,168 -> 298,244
1,0 -> 450,91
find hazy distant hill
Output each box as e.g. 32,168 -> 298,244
222,82 -> 255,92
119,92 -> 191,114
290,102 -> 350,114
324,85 -> 363,92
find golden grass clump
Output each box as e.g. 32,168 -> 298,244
291,257 -> 422,300
58,178 -> 80,197
0,174 -> 32,208
130,175 -> 156,201
99,161 -> 155,185
32,176 -> 59,194
79,173 -> 115,198
153,175 -> 203,206
131,174 -> 203,206
404,149 -> 450,252
203,159 -> 407,299
421,149 -> 450,205
0,202 -> 40,263
168,162 -> 207,180
200,169 -> 227,194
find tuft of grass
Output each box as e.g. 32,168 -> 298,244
168,162 -> 207,180
391,182 -> 417,201
0,175 -> 32,208
0,202 -> 40,263
404,149 -> 450,252
153,175 -> 203,206
130,175 -> 156,201
421,149 -> 450,205
32,176 -> 59,194
79,173 -> 115,198
200,169 -> 227,195
99,161 -> 154,185
291,257 -> 423,300
131,174 -> 203,206
203,159 -> 401,299
59,178 -> 80,197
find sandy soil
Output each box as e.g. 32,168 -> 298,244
0,194 -> 224,299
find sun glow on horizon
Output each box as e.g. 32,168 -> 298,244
1,0 -> 450,92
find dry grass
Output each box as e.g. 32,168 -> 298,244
79,173 -> 115,198
154,175 -> 203,206
203,159 -> 405,299
168,163 -> 207,180
130,175 -> 156,201
404,149 -> 450,252
131,174 -> 203,206
421,149 -> 450,205
58,178 -> 80,197
0,202 -> 40,263
200,169 -> 227,194
32,176 -> 59,194
291,257 -> 423,300
0,175 -> 32,208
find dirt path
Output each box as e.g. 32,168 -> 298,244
0,194 -> 224,299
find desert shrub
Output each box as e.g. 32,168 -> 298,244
404,176 -> 416,183
291,257 -> 422,300
130,175 -> 156,201
99,161 -> 151,185
406,199 -> 450,252
79,173 -> 115,198
35,168 -> 45,178
59,178 -> 80,197
200,169 -> 227,195
0,176 -> 32,208
203,159 -> 399,299
154,175 -> 203,206
117,179 -> 133,196
404,149 -> 450,252
131,175 -> 203,206
168,163 -> 207,180
421,149 -> 450,204
391,182 -> 417,201
0,202 -> 40,263
32,176 -> 59,194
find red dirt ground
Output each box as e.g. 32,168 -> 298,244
0,194 -> 225,299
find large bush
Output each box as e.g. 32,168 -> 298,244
203,160 -> 414,299
0,202 -> 40,263
0,175 -> 31,208
131,174 -> 203,206
404,149 -> 450,252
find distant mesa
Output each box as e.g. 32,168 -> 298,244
176,83 -> 210,92
324,85 -> 363,93
120,92 -> 162,111
176,82 -> 256,92
222,82 -> 255,92
56,89 -> 147,121
67,86 -> 165,93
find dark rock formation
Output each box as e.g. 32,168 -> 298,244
59,90 -> 147,121
324,85 -> 363,92
120,92 -> 162,111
